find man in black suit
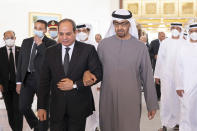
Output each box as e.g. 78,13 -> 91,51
149,32 -> 165,100
37,18 -> 102,131
16,20 -> 56,131
0,31 -> 23,131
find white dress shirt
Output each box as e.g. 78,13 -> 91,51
61,42 -> 75,64
6,46 -> 16,72
61,42 -> 77,88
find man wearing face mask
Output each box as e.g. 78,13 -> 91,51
76,24 -> 98,49
76,23 -> 101,131
0,30 -> 23,131
183,32 -> 188,40
76,24 -> 90,42
48,20 -> 58,42
175,23 -> 197,131
16,20 -> 56,131
154,23 -> 186,131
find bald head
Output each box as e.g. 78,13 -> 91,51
95,34 -> 102,43
3,30 -> 16,40
158,32 -> 165,41
140,35 -> 147,44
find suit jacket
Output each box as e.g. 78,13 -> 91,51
0,46 -> 20,92
38,41 -> 103,120
16,36 -> 56,85
149,39 -> 160,70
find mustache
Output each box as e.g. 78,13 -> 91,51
117,29 -> 124,32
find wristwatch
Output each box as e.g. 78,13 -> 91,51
73,84 -> 77,89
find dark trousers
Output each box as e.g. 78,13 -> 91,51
50,116 -> 86,131
19,72 -> 48,130
50,90 -> 88,131
155,83 -> 161,100
153,69 -> 161,101
3,83 -> 23,131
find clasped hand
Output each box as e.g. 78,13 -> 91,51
83,70 -> 97,86
57,78 -> 74,91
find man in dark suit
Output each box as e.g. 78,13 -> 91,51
0,31 -> 23,131
149,32 -> 165,100
16,20 -> 56,131
37,18 -> 102,131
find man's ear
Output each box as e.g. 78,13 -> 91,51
43,29 -> 47,34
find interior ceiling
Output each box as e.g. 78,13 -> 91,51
122,0 -> 197,30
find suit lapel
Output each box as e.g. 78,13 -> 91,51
67,41 -> 80,76
27,38 -> 34,58
24,38 -> 34,69
56,44 -> 65,77
2,46 -> 9,66
15,46 -> 20,67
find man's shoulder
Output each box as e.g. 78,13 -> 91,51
47,44 -> 59,52
150,39 -> 159,44
75,41 -> 95,50
98,36 -> 115,48
21,37 -> 34,47
15,46 -> 21,52
43,36 -> 56,47
102,36 -> 115,42
15,46 -> 21,49
0,46 -> 6,55
0,46 -> 6,51
23,37 -> 33,42
162,38 -> 171,44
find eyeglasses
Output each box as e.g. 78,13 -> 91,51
113,21 -> 130,27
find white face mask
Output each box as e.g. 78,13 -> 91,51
171,29 -> 180,37
190,32 -> 197,41
34,30 -> 44,38
5,39 -> 15,47
77,32 -> 88,41
49,31 -> 58,39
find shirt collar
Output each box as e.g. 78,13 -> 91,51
6,45 -> 15,50
62,42 -> 75,50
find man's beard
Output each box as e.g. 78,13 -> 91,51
116,29 -> 126,38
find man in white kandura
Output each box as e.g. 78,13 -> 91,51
175,23 -> 197,131
154,23 -> 186,131
76,23 -> 98,49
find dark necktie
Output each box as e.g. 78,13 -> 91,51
64,47 -> 70,76
8,48 -> 16,82
29,43 -> 37,72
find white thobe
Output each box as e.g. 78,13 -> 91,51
175,42 -> 197,131
154,37 -> 186,127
